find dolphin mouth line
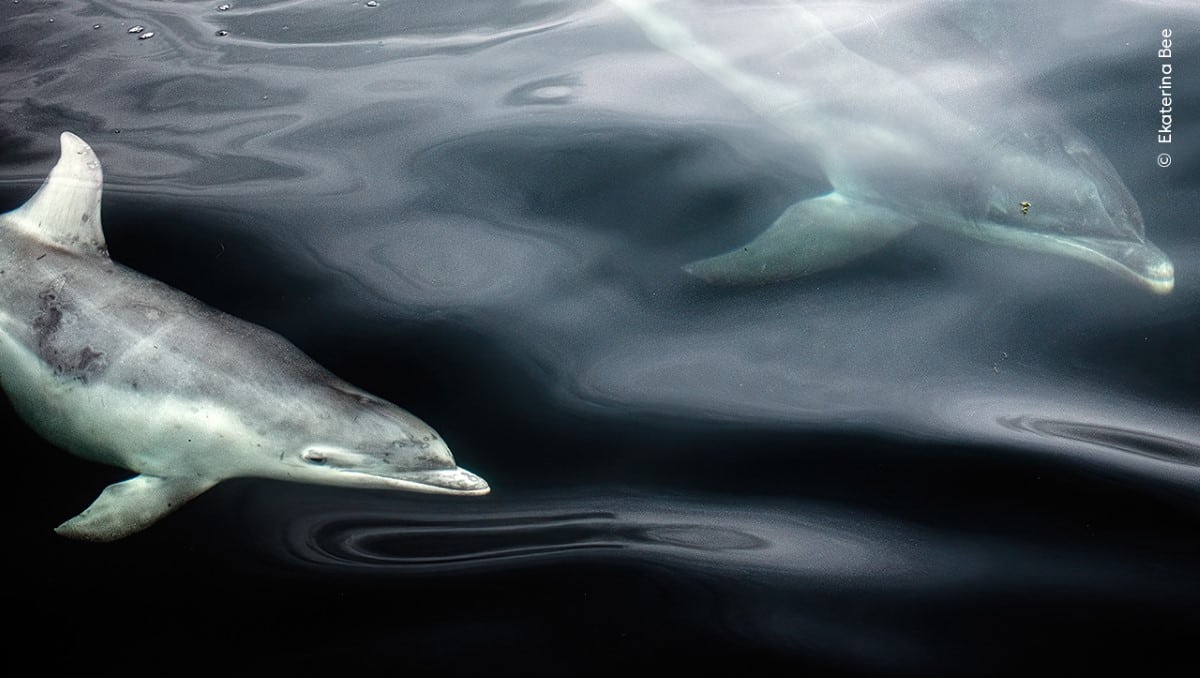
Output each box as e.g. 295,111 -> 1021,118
969,220 -> 1175,294
333,467 -> 492,496
1046,234 -> 1175,295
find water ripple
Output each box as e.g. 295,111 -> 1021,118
999,416 -> 1200,468
271,490 -> 898,578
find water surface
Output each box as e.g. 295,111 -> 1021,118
1,1 -> 1199,674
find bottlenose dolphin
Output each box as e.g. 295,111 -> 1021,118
610,0 -> 1174,293
0,132 -> 489,541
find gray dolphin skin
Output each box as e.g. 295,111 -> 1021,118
0,132 -> 489,541
610,0 -> 1174,293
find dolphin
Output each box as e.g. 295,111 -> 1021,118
0,132 -> 489,542
609,0 -> 1174,293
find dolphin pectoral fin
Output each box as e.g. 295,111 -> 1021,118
684,192 -> 919,284
55,475 -> 217,542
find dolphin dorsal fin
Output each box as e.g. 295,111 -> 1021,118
6,132 -> 108,257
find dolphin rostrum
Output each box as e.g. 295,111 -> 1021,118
610,0 -> 1174,293
0,132 -> 489,541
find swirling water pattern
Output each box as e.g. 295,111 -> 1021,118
1,1 -> 1199,674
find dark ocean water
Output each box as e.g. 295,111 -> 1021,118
2,0 -> 1200,674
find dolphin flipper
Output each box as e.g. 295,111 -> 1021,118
684,192 -> 919,284
55,475 -> 217,542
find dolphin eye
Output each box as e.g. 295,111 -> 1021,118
301,447 -> 371,469
302,449 -> 329,465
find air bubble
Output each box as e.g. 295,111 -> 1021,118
128,25 -> 144,34
92,24 -> 101,30
217,3 -> 230,9
138,32 -> 154,40
365,1 -> 379,6
215,29 -> 228,37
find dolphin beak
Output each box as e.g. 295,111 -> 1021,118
1058,236 -> 1175,295
320,465 -> 491,495
385,467 -> 492,496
